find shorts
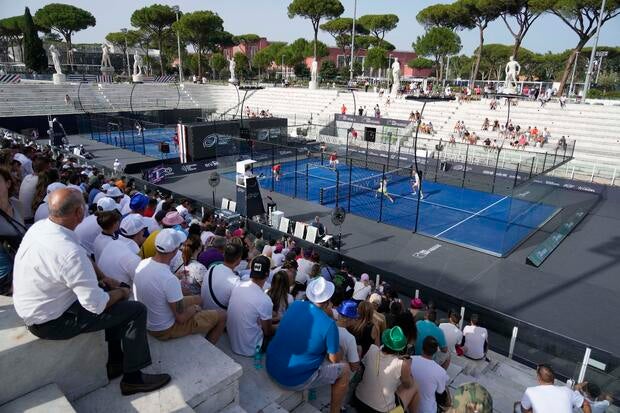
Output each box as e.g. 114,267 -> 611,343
149,310 -> 219,341
283,362 -> 347,391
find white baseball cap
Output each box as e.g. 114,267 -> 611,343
96,197 -> 119,212
155,228 -> 188,253
106,186 -> 123,198
306,277 -> 335,304
101,183 -> 112,191
43,182 -> 66,202
119,214 -> 146,237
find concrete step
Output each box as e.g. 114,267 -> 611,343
218,403 -> 248,413
0,383 -> 76,413
72,334 -> 242,413
0,296 -> 108,405
216,335 -> 305,413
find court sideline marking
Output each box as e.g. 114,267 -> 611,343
433,196 -> 509,238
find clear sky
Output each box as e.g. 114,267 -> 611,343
2,0 -> 619,55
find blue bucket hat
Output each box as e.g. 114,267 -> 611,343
129,192 -> 149,211
337,300 -> 359,319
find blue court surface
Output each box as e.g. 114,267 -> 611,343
93,127 -> 178,159
229,158 -> 560,257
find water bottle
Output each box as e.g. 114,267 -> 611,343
253,343 -> 263,370
308,388 -> 317,401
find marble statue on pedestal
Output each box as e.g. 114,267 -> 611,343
504,56 -> 521,93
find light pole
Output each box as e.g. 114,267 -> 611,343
582,0 -> 606,101
172,5 -> 183,83
121,28 -> 131,78
349,0 -> 357,82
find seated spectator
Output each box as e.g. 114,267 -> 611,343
520,364 -> 591,413
353,326 -> 419,413
227,255 -> 276,356
492,120 -> 500,131
447,382 -> 493,413
98,214 -> 147,287
267,270 -> 293,321
197,235 -> 226,269
266,277 -> 350,413
201,242 -> 242,310
411,336 -> 451,413
385,299 -> 404,328
34,182 -> 65,222
410,297 -> 426,322
271,243 -> 285,268
93,208 -> 122,263
13,188 -> 171,395
482,118 -> 490,131
352,273 -> 372,301
350,300 -> 381,357
415,310 -> 450,368
335,300 -> 361,372
295,248 -> 315,286
439,310 -> 463,356
310,215 -> 326,238
574,381 -> 612,413
133,228 -> 225,343
177,235 -> 207,295
0,167 -> 27,295
462,313 -> 488,361
369,292 -> 387,335
75,197 -> 118,256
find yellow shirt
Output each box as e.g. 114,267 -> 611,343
139,229 -> 161,259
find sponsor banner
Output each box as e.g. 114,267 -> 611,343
145,160 -> 219,181
335,114 -> 411,128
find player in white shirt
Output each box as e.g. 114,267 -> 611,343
376,178 -> 394,203
412,170 -> 424,199
521,364 -> 591,413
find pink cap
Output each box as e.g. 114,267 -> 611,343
360,273 -> 369,282
410,298 -> 425,309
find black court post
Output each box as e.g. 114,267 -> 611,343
365,140 -> 369,168
490,148 -> 502,193
305,163 -> 309,199
528,156 -> 535,179
396,143 -> 401,169
462,144 -> 470,188
294,151 -> 298,198
346,129 -> 350,160
348,159 -> 353,212
552,146 -> 558,168
542,152 -> 548,173
387,134 -> 392,170
378,164 -> 386,222
335,168 -> 341,208
271,145 -> 275,192
513,162 -> 521,188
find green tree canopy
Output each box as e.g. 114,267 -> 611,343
320,17 -> 369,60
131,4 -> 177,74
496,0 -> 542,58
0,16 -> 25,61
34,3 -> 95,67
356,35 -> 396,51
173,10 -> 231,78
357,14 -> 399,42
413,26 -> 462,80
210,52 -> 227,79
416,4 -> 462,29
320,60 -> 338,80
233,51 -> 250,79
287,0 -> 344,59
365,46 -> 388,71
408,57 -> 434,70
531,0 -> 620,94
22,7 -> 47,72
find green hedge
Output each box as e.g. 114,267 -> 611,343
587,89 -> 620,100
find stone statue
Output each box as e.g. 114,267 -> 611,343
49,45 -> 62,74
100,43 -> 112,68
310,59 -> 318,83
133,52 -> 143,76
504,56 -> 521,92
391,57 -> 401,96
391,57 -> 401,82
228,57 -> 237,83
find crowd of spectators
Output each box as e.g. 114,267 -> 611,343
0,131 -> 612,412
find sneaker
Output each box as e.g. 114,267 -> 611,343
120,373 -> 171,396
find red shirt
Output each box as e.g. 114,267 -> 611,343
329,154 -> 337,161
272,164 -> 281,173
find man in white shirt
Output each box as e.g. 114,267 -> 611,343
462,313 -> 488,360
411,336 -> 451,413
521,364 -> 591,413
226,255 -> 276,356
352,273 -> 371,301
133,229 -> 225,343
439,310 -> 463,355
18,155 -> 49,225
98,214 -> 147,286
295,248 -> 315,285
175,199 -> 192,223
201,243 -> 242,310
12,188 -> 171,396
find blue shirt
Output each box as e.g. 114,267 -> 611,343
415,320 -> 447,355
266,300 -> 339,387
88,188 -> 100,205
